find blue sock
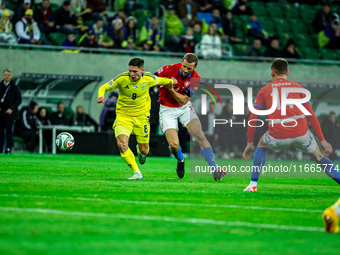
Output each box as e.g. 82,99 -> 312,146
201,147 -> 217,171
319,157 -> 340,185
251,147 -> 267,182
173,146 -> 184,162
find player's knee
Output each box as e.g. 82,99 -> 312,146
140,146 -> 148,155
117,140 -> 128,153
169,141 -> 179,151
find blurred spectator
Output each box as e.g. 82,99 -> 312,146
69,7 -> 90,34
70,0 -> 88,15
69,105 -> 98,131
159,0 -> 178,12
231,1 -> 253,16
37,106 -> 51,152
54,0 -> 78,34
245,39 -> 262,57
322,111 -> 340,161
0,11 -> 17,44
179,27 -> 197,53
17,101 -> 39,152
221,11 -> 242,44
93,5 -> 109,29
99,91 -> 117,132
124,0 -> 145,16
209,8 -> 222,28
216,101 -> 236,159
165,6 -> 183,51
12,0 -> 31,25
142,16 -> 163,51
0,1 -> 14,17
263,38 -> 280,58
200,23 -> 222,59
16,9 -> 42,45
318,19 -> 340,49
70,0 -> 93,21
123,16 -> 138,50
246,14 -> 269,46
177,0 -> 198,26
200,101 -> 217,147
197,0 -> 213,13
90,18 -> 113,48
34,0 -> 55,34
0,69 -> 21,154
193,22 -> 202,42
108,18 -> 125,49
62,33 -> 77,47
49,102 -> 67,125
113,9 -> 126,24
312,5 -> 332,33
281,38 -> 301,59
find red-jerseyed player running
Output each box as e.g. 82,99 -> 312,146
243,58 -> 340,192
155,53 -> 221,180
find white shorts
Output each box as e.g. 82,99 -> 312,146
263,130 -> 317,154
159,102 -> 198,133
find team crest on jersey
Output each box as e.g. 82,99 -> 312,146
184,81 -> 190,88
133,85 -> 139,89
157,67 -> 163,73
141,83 -> 146,89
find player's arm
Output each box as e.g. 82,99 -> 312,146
166,85 -> 191,105
97,78 -> 119,103
304,102 -> 333,154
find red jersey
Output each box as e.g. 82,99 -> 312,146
247,78 -> 325,142
156,63 -> 201,108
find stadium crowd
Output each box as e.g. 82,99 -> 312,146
0,0 -> 339,58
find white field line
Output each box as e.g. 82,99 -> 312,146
0,194 -> 323,213
0,206 -> 324,233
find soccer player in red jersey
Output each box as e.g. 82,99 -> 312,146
243,58 -> 340,192
155,53 -> 221,180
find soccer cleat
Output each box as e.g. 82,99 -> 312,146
176,159 -> 185,178
136,145 -> 146,165
323,205 -> 339,233
243,184 -> 257,192
128,172 -> 143,180
213,169 -> 226,181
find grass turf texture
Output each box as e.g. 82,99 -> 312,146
0,153 -> 339,255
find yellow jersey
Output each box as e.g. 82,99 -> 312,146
98,71 -> 173,117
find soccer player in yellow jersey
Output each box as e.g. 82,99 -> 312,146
97,57 -> 176,179
323,198 -> 340,233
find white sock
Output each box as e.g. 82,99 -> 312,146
334,202 -> 340,217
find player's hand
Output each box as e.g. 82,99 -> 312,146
243,143 -> 255,161
321,140 -> 333,155
171,77 -> 178,85
97,96 -> 106,104
5,108 -> 12,115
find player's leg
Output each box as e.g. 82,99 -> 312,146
244,134 -> 270,192
159,105 -> 185,178
310,145 -> 340,185
323,197 -> 340,233
115,124 -> 142,180
164,128 -> 185,178
186,118 -> 221,181
135,116 -> 151,165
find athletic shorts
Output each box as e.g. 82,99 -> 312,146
159,102 -> 198,133
113,113 -> 150,143
263,130 -> 317,154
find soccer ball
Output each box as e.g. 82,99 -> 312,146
56,132 -> 75,151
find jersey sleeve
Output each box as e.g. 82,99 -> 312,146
185,76 -> 201,97
97,74 -> 123,98
155,64 -> 173,78
144,72 -> 173,87
304,102 -> 325,142
247,87 -> 265,143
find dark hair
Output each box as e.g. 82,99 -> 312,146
330,111 -> 336,115
29,101 -> 38,111
183,53 -> 198,66
129,57 -> 144,68
3,69 -> 12,73
57,102 -> 64,107
271,58 -> 288,76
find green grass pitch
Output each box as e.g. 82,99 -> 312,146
0,153 -> 339,255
